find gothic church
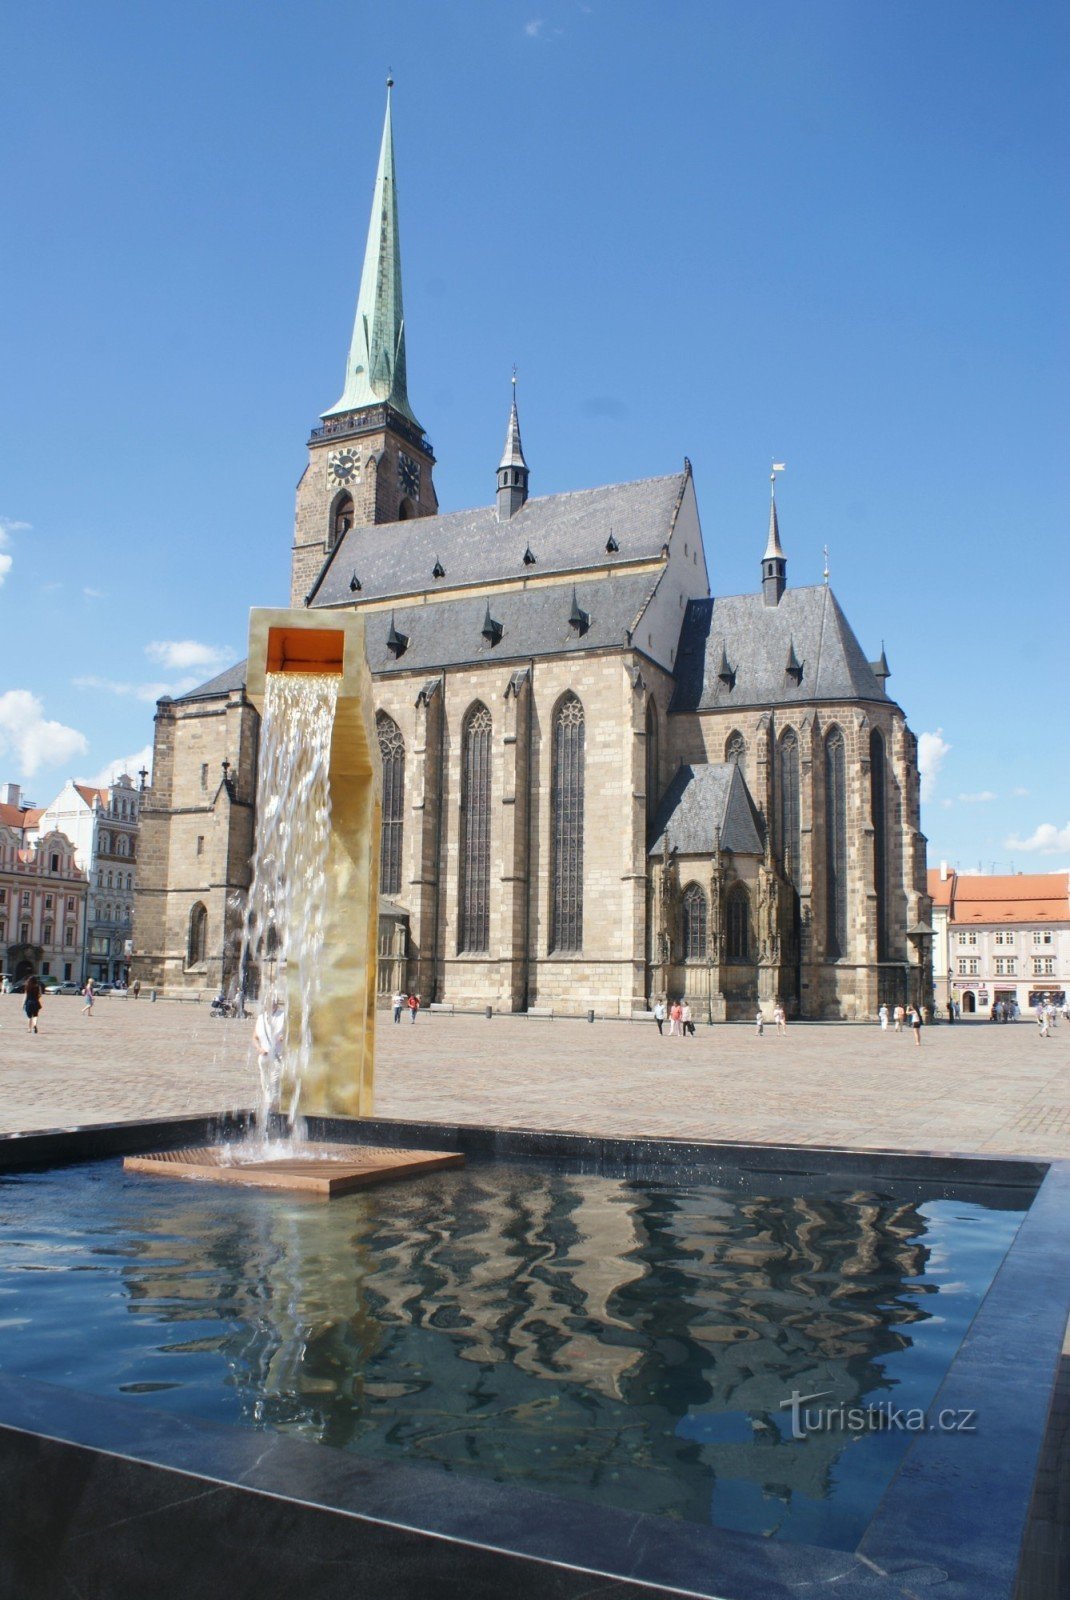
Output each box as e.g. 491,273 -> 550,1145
135,89 -> 933,1020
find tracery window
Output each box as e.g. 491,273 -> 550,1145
376,713 -> 405,897
726,883 -> 750,963
777,728 -> 800,879
825,726 -> 847,958
870,729 -> 888,960
681,882 -> 708,961
459,703 -> 492,953
550,694 -> 585,952
329,493 -> 354,551
187,902 -> 207,968
725,730 -> 746,767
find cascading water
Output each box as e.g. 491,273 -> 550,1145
240,672 -> 339,1143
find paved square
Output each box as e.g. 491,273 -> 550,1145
2,994 -> 1069,1161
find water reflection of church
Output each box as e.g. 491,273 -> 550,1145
119,1167 -> 1000,1540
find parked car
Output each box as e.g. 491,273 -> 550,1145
39,978 -> 60,992
55,981 -> 82,995
94,982 -> 114,994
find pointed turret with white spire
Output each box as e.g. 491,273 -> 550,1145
762,462 -> 787,606
496,370 -> 529,521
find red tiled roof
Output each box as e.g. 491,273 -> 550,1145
927,868 -> 954,907
933,868 -> 1070,926
73,784 -> 108,808
0,803 -> 33,830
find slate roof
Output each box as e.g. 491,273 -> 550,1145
648,763 -> 765,858
308,472 -> 688,607
173,661 -> 248,703
671,586 -> 888,713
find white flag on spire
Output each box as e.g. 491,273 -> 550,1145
772,462 -> 786,473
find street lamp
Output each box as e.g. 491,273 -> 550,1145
907,921 -> 935,1014
706,954 -> 714,1025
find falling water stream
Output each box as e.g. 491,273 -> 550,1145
240,672 -> 339,1147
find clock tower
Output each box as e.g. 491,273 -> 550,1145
291,80 -> 437,605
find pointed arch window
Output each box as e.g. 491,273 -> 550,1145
825,726 -> 848,958
459,703 -> 492,952
551,694 -> 585,952
376,713 -> 405,898
726,884 -> 751,963
777,728 -> 800,880
681,882 -> 708,961
725,730 -> 746,767
870,729 -> 888,961
187,902 -> 208,968
329,493 -> 354,552
645,699 -> 659,824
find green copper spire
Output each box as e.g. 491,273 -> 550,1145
323,80 -> 420,426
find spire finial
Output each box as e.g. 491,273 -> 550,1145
823,545 -> 830,585
770,460 -> 786,500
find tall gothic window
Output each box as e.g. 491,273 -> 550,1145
725,730 -> 745,767
825,726 -> 847,958
459,703 -> 492,953
645,699 -> 659,824
376,713 -> 405,898
551,694 -> 585,952
329,493 -> 354,551
778,728 -> 801,880
726,884 -> 750,963
187,902 -> 207,968
870,729 -> 888,961
681,882 -> 708,961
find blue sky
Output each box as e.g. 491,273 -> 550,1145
2,0 -> 1067,871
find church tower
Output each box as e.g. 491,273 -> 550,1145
291,81 -> 437,605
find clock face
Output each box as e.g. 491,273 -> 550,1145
327,448 -> 361,487
398,451 -> 420,496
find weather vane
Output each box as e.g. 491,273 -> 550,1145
770,460 -> 786,499
823,544 -> 830,585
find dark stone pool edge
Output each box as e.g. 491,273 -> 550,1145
0,1114 -> 1066,1600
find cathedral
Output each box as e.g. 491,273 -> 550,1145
134,88 -> 933,1020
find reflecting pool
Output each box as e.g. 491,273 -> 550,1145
0,1160 -> 1027,1548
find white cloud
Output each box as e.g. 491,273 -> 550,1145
957,790 -> 996,804
524,18 -> 544,36
1012,786 -> 1030,797
146,639 -> 234,674
917,729 -> 951,803
0,552 -> 11,587
0,517 -> 27,588
83,586 -> 106,600
940,798 -> 954,810
74,674 -> 177,704
79,744 -> 154,789
0,690 -> 88,778
1005,822 -> 1070,855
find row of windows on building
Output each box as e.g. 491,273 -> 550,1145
92,904 -> 133,925
957,930 -> 1055,946
96,832 -> 134,857
97,871 -> 134,890
0,889 -> 79,912
0,922 -> 77,946
379,694 -> 587,954
956,957 -> 1058,976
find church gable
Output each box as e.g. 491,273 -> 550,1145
648,763 -> 764,858
670,585 -> 888,713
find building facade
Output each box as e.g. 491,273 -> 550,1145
29,775 -> 143,985
930,866 -> 1069,1017
0,786 -> 88,986
134,89 -> 932,1019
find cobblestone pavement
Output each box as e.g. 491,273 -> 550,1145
2,993 -> 1070,1159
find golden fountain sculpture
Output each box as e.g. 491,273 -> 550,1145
245,606 -> 380,1119
124,607 -> 463,1197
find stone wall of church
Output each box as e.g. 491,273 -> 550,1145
664,699 -> 930,1018
132,691 -> 257,998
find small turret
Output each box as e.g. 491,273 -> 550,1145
762,462 -> 787,606
497,374 -> 529,522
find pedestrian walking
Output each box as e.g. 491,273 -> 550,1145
893,1004 -> 904,1033
668,1000 -> 682,1037
23,975 -> 43,1034
653,998 -> 666,1035
910,1005 -> 922,1046
681,1000 -> 695,1037
407,993 -> 420,1024
773,1003 -> 787,1035
878,1003 -> 889,1031
82,979 -> 95,1017
132,978 -> 141,1000
945,998 -> 954,1024
755,1008 -> 764,1037
392,990 -> 405,1024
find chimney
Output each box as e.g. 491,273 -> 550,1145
2,783 -> 22,808
939,860 -> 948,882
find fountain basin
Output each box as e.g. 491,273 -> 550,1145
124,1141 -> 463,1195
0,1115 -> 1067,1600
